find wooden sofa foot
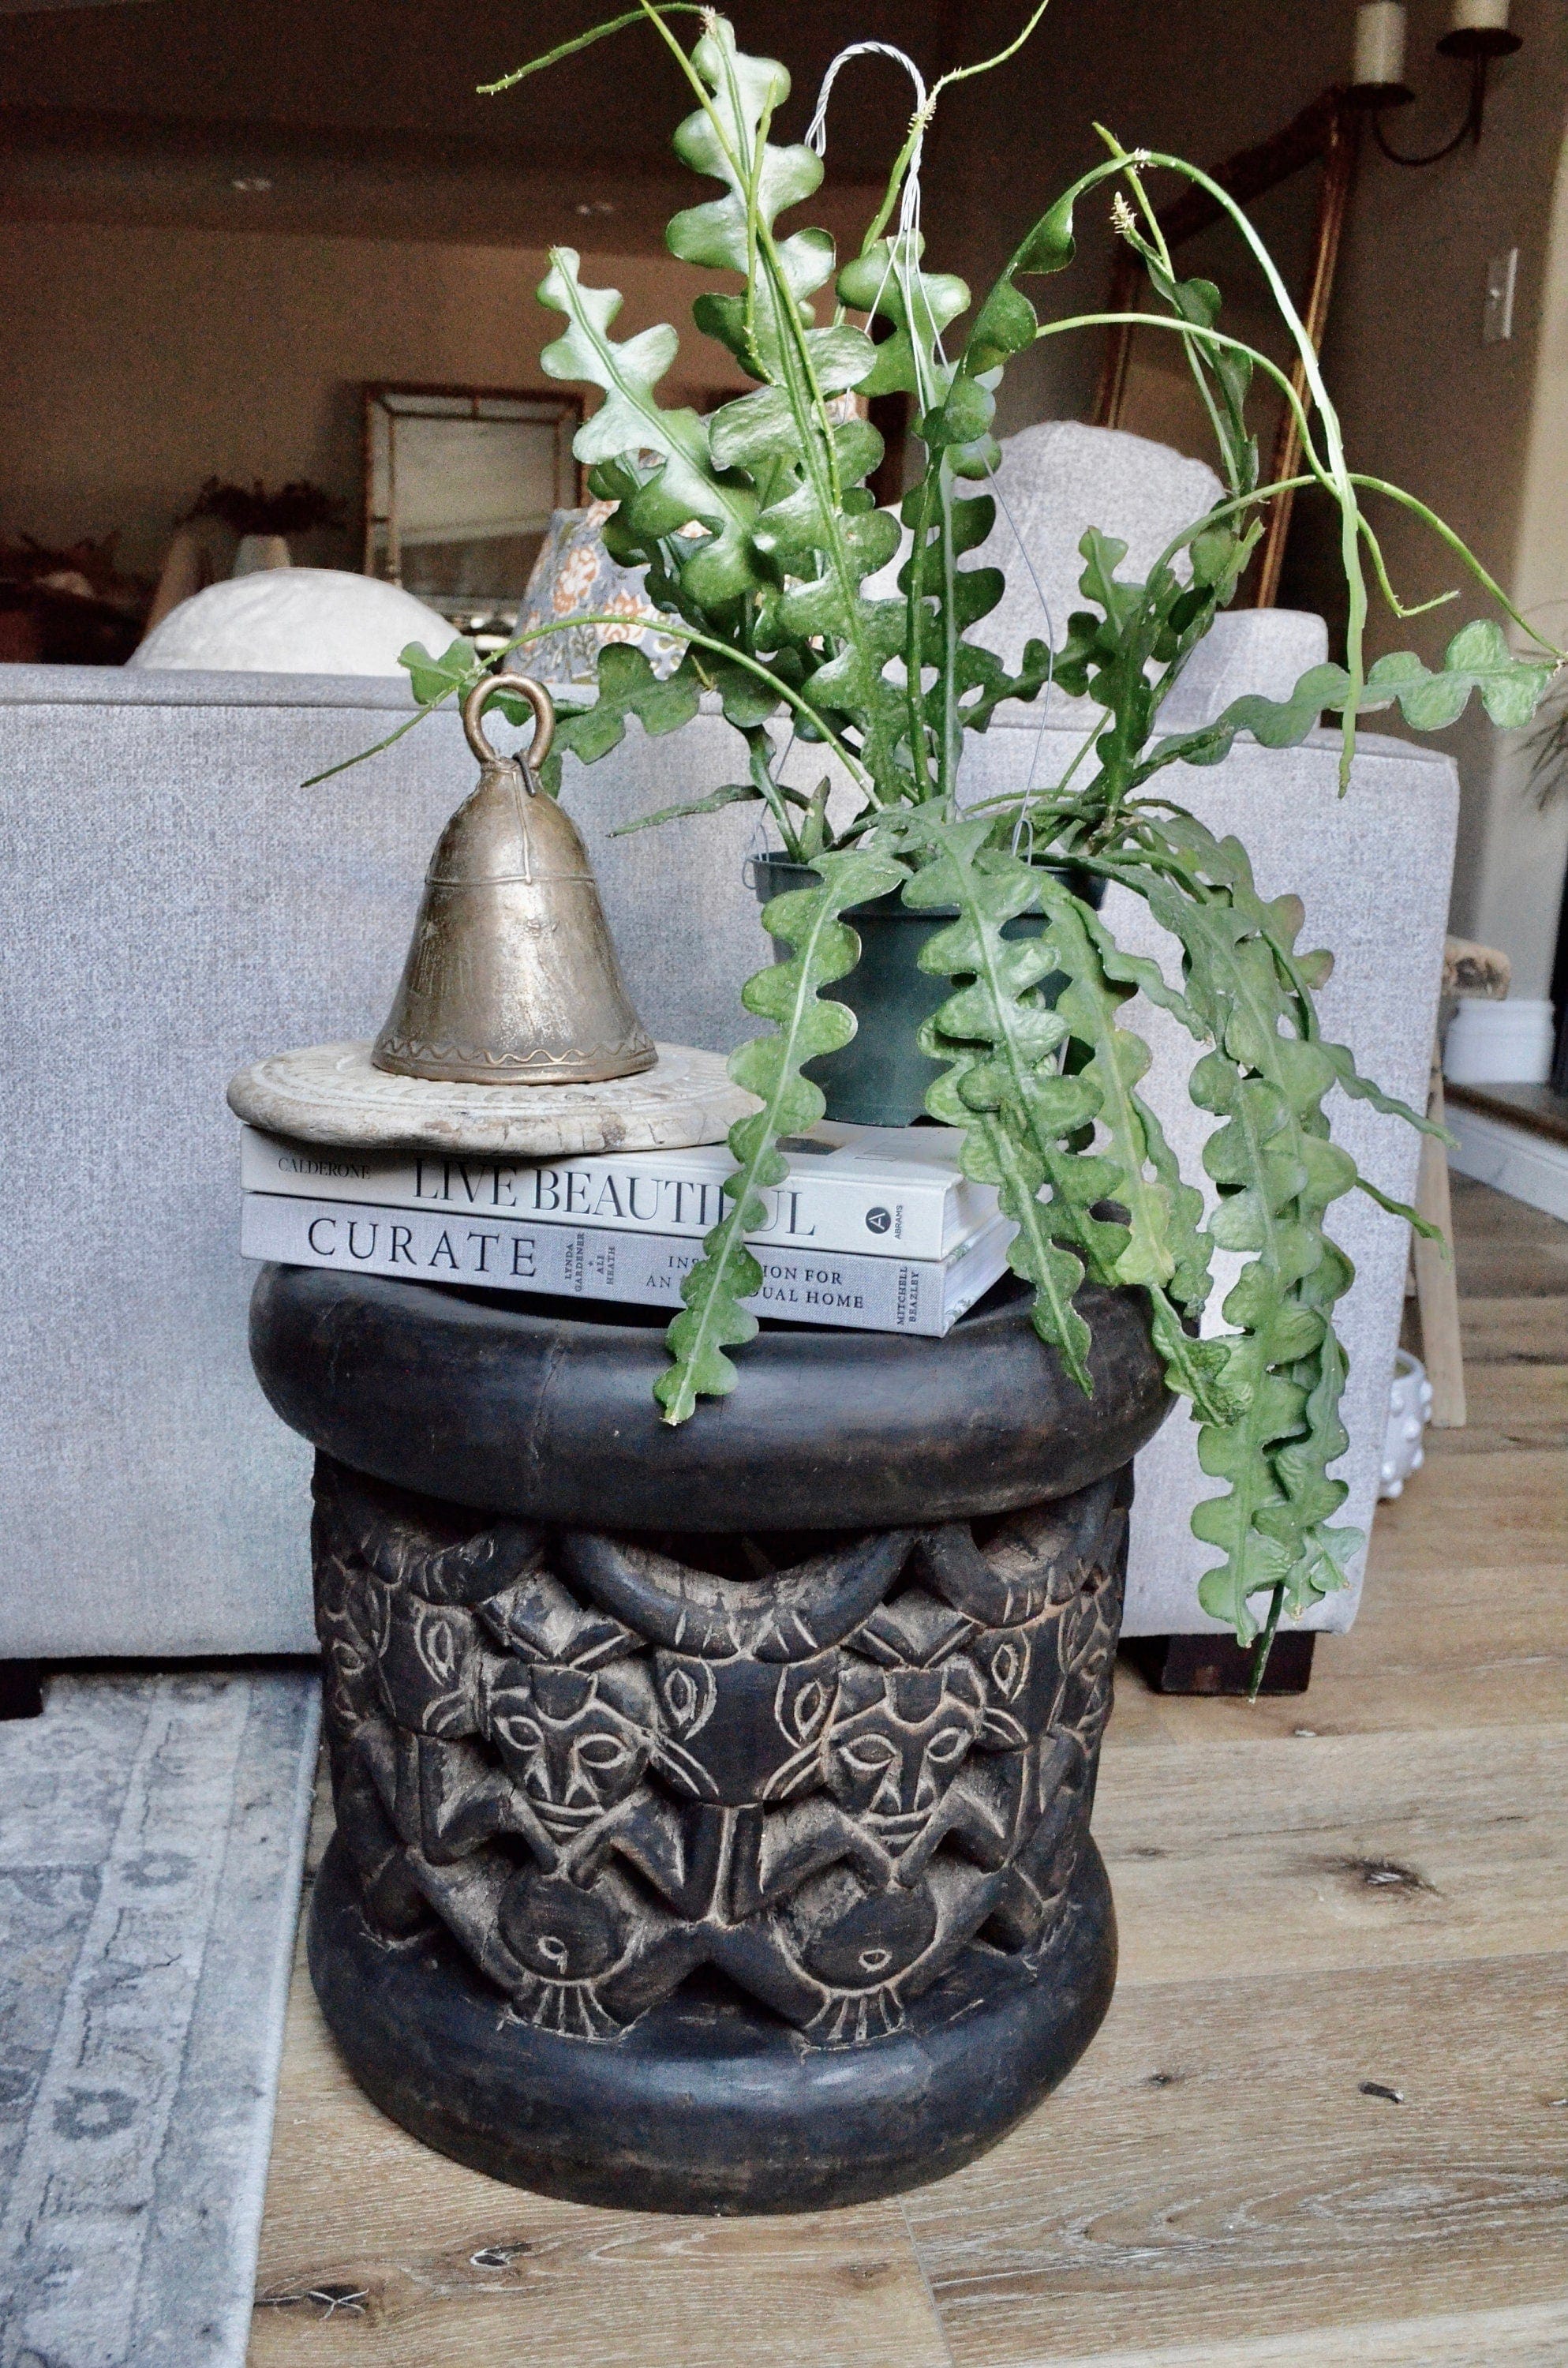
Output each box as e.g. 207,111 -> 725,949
0,1662 -> 45,1720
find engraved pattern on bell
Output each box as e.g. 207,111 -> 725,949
372,675 -> 657,1087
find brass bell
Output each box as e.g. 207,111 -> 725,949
372,674 -> 656,1086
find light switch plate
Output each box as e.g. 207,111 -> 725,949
1484,248 -> 1518,344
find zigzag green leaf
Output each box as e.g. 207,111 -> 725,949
541,646 -> 702,789
1031,874 -> 1238,1418
902,819 -> 1098,1387
654,846 -> 907,1423
608,780 -> 761,836
1122,856 -> 1363,1642
837,239 -> 970,410
400,635 -> 481,708
1214,621 -> 1554,759
537,246 -> 762,608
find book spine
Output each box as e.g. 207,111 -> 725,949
240,1193 -> 1012,1339
238,1126 -> 985,1261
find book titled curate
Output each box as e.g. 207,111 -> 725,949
238,1118 -> 997,1262
240,1192 -> 1019,1339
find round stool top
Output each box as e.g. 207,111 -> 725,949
249,1261 -> 1169,1531
227,1040 -> 756,1156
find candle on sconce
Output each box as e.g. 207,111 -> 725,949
1437,0 -> 1521,58
1450,0 -> 1510,31
1358,0 -> 1521,142
1354,1 -> 1409,86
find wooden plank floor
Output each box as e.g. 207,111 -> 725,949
249,1176 -> 1568,2366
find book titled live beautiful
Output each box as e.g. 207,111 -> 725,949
239,1193 -> 1018,1339
238,1118 -> 997,1263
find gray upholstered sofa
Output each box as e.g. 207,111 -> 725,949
0,640 -> 1455,1657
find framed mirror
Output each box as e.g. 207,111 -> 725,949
1092,90 -> 1360,607
362,384 -> 583,640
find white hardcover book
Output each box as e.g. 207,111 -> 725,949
240,1192 -> 1017,1339
238,1119 -> 996,1263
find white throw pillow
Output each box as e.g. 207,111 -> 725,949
130,568 -> 456,676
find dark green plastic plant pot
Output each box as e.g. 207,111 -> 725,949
748,852 -> 1103,1128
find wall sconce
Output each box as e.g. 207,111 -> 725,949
1350,0 -> 1521,164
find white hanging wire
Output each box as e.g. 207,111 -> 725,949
807,44 -> 930,331
806,42 -> 928,158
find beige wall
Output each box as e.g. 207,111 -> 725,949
1308,0 -> 1568,994
1489,113 -> 1568,992
927,2 -> 1357,437
1485,119 -> 1568,999
0,219 -> 750,579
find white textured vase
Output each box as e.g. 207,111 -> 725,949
1379,1349 -> 1434,1501
1444,997 -> 1556,1085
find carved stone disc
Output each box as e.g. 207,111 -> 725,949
226,1039 -> 757,1156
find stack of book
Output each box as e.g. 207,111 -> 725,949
239,1120 -> 1017,1338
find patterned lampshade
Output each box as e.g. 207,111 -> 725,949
515,502 -> 682,685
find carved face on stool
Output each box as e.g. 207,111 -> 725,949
823,1661 -> 985,1850
481,1660 -> 657,1843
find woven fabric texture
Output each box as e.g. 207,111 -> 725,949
0,647 -> 1453,1649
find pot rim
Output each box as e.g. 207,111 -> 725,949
746,850 -> 1100,920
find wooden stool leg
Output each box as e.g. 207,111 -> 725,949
1414,1055 -> 1466,1427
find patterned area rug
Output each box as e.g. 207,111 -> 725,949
0,1669 -> 319,2368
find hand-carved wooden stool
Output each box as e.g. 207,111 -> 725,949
250,1261 -> 1168,2213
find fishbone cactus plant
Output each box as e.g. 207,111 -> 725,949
358,5 -> 1561,1677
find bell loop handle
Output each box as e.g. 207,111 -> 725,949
462,673 -> 556,784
